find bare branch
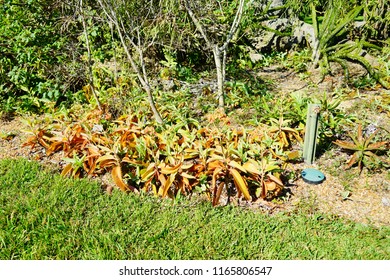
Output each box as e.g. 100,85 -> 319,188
220,0 -> 245,51
79,0 -> 102,110
182,0 -> 213,48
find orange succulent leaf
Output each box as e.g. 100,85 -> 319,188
207,160 -> 225,171
213,181 -> 225,206
46,141 -> 64,156
181,162 -> 194,170
121,156 -> 144,166
229,168 -> 251,201
157,173 -> 167,190
357,124 -> 363,142
346,152 -> 359,169
188,163 -> 205,173
159,162 -> 181,175
366,141 -> 388,150
180,172 -> 196,179
37,136 -> 50,149
264,181 -> 277,191
111,165 -> 138,193
22,135 -> 38,148
159,173 -> 175,197
96,154 -> 118,169
140,163 -> 156,181
267,174 -> 284,186
333,140 -> 359,150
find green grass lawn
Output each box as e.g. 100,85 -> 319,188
0,158 -> 388,260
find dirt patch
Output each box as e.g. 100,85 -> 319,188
284,162 -> 390,228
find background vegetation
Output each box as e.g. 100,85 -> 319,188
1,0 -> 389,114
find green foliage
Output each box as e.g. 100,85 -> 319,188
315,93 -> 356,140
362,0 -> 389,41
0,0 -> 70,112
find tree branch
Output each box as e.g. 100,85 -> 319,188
182,0 -> 213,48
220,0 -> 245,51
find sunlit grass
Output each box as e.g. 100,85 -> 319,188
0,158 -> 388,260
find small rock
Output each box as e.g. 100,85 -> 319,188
382,197 -> 390,207
92,124 -> 104,134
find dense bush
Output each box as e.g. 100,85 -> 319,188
1,1 -> 64,111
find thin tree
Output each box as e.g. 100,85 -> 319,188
183,0 -> 245,109
97,0 -> 164,123
79,0 -> 102,110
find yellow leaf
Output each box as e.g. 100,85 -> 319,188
96,154 -> 118,167
160,173 -> 176,197
265,181 -> 277,191
207,160 -> 224,171
287,150 -> 300,160
228,160 -> 246,173
206,154 -> 224,163
229,168 -> 251,201
140,163 -> 156,181
243,160 -> 261,175
281,132 -> 289,147
46,141 -> 63,156
181,163 -> 194,170
61,163 -> 73,177
268,174 -> 284,186
159,162 -> 181,174
180,172 -> 196,179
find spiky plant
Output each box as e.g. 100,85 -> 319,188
333,124 -> 388,172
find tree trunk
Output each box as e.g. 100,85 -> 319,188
144,84 -> 164,124
213,46 -> 225,109
80,0 -> 102,111
97,0 -> 163,124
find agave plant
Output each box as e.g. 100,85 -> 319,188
333,124 -> 388,172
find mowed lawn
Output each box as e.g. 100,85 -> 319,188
0,158 -> 389,260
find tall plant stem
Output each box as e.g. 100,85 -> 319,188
79,0 -> 102,111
